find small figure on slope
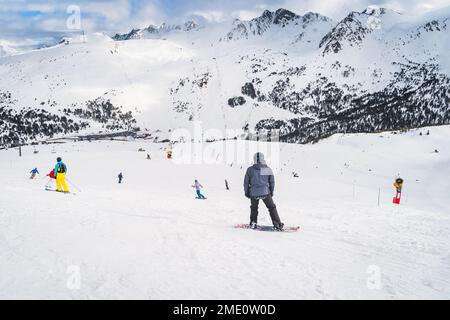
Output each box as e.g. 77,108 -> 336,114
244,152 -> 284,231
393,176 -> 404,204
118,172 -> 123,184
147,153 -> 151,160
54,157 -> 69,193
225,179 -> 229,190
45,169 -> 56,189
192,179 -> 207,199
30,168 -> 39,179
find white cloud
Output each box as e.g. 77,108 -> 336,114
131,1 -> 166,28
231,9 -> 262,21
408,0 -> 450,13
80,0 -> 132,24
187,10 -> 227,23
39,18 -> 67,32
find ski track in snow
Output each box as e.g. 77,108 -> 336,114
1,128 -> 450,299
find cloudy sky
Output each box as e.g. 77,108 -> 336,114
1,0 -> 449,47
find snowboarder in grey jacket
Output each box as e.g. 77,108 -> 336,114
244,152 -> 283,230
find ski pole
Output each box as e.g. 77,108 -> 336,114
377,187 -> 381,207
66,178 -> 82,192
66,178 -> 81,192
43,178 -> 52,188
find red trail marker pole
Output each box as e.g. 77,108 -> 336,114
393,177 -> 404,205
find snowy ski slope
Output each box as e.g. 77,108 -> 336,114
1,126 -> 449,299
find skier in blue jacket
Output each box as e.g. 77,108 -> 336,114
30,168 -> 39,179
244,152 -> 283,230
54,157 -> 69,193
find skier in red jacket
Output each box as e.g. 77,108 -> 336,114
45,169 -> 56,189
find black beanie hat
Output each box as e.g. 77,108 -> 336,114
57,157 -> 62,162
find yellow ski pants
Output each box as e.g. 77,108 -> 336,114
56,172 -> 69,192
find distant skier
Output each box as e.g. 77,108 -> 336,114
45,169 -> 56,189
244,152 -> 284,231
225,179 -> 229,190
118,172 -> 123,184
54,157 -> 69,193
147,153 -> 151,160
29,168 -> 39,179
192,179 -> 206,199
46,169 -> 55,179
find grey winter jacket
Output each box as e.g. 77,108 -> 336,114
243,164 -> 275,198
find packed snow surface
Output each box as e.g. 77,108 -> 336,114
1,126 -> 449,299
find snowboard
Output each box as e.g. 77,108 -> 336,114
45,188 -> 76,195
195,197 -> 207,200
234,224 -> 300,233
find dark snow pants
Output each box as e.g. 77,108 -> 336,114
196,190 -> 206,199
250,195 -> 281,226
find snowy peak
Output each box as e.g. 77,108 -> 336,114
224,8 -> 331,41
0,41 -> 18,57
319,8 -> 390,55
113,20 -> 200,40
302,11 -> 332,24
183,20 -> 200,31
156,20 -> 200,33
113,28 -> 141,41
246,8 -> 301,29
362,6 -> 388,16
318,7 -> 448,56
223,10 -> 286,40
272,8 -> 300,26
416,17 -> 448,34
292,12 -> 335,46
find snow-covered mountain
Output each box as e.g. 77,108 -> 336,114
112,20 -> 201,40
222,9 -> 333,42
0,41 -> 18,57
0,7 -> 449,148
